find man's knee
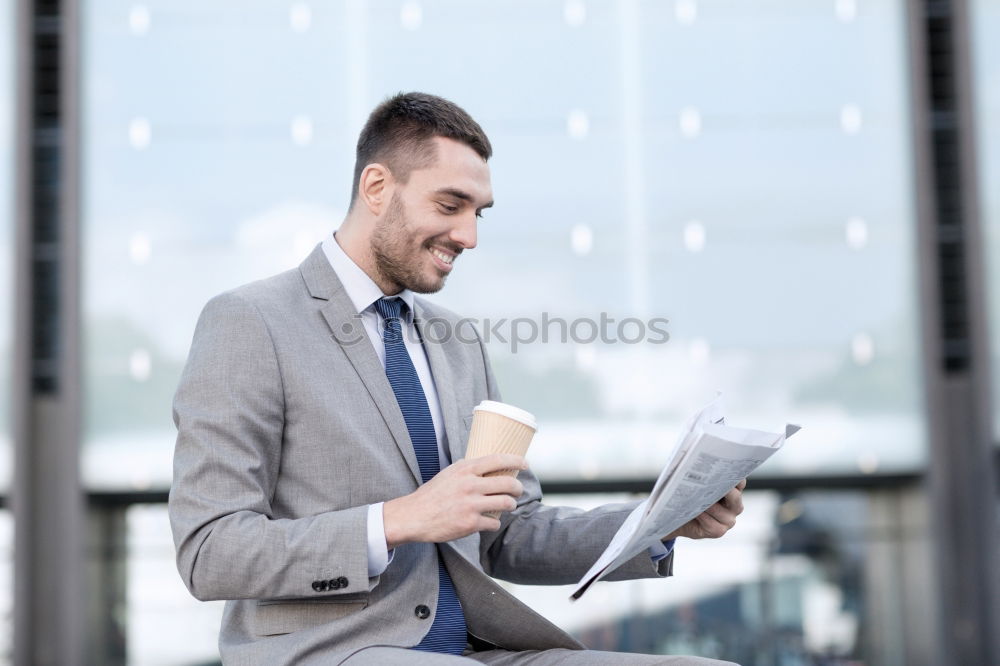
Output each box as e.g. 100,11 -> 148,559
580,651 -> 740,666
647,657 -> 740,666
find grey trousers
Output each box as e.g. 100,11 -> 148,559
342,647 -> 739,665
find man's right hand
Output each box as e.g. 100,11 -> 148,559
382,454 -> 527,549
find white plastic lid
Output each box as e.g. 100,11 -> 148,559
473,400 -> 537,430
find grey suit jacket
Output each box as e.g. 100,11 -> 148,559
168,244 -> 673,665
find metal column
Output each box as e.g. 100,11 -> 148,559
12,0 -> 84,664
906,1 -> 1000,664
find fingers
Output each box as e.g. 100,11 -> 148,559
475,474 -> 524,499
722,486 -> 744,514
476,492 -> 519,515
702,502 -> 738,530
448,461 -> 524,516
696,487 -> 745,538
476,515 -> 503,532
736,478 -> 747,491
695,512 -> 730,539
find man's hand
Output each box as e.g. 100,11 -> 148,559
383,454 -> 527,549
664,479 -> 746,541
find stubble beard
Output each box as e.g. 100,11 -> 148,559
371,192 -> 448,295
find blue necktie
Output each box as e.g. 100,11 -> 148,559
374,297 -> 467,655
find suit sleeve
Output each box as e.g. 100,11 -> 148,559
168,291 -> 374,601
470,330 -> 673,585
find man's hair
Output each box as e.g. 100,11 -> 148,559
350,92 -> 492,207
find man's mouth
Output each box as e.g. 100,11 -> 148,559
429,247 -> 456,271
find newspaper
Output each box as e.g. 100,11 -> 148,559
570,394 -> 799,600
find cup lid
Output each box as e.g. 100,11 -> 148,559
473,400 -> 537,430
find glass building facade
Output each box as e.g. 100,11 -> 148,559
81,0 -> 923,484
77,1 -> 927,663
3,0 -> 997,664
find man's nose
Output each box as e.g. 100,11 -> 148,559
450,212 -> 478,250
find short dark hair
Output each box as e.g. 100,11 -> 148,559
350,92 -> 492,207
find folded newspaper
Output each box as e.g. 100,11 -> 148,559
570,394 -> 799,600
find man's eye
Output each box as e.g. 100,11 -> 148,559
440,205 -> 458,214
475,211 -> 484,219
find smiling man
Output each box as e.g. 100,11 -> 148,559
169,92 -> 743,665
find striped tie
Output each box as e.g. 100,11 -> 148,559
374,297 -> 467,655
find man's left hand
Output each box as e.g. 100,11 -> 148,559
664,479 -> 746,541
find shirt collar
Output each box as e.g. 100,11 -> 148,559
321,232 -> 416,320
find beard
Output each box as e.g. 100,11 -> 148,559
370,192 -> 450,294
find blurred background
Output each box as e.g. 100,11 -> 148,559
4,0 -> 1000,664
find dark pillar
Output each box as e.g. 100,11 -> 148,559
12,0 -> 85,663
906,1 -> 1000,664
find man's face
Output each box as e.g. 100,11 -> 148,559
370,136 -> 493,294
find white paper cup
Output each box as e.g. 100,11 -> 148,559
464,400 -> 537,518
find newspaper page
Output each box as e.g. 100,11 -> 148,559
570,395 -> 798,600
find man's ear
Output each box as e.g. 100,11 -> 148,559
359,163 -> 393,215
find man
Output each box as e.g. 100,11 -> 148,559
169,92 -> 744,665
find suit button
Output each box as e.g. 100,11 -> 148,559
337,576 -> 349,589
312,581 -> 323,592
319,580 -> 330,591
415,604 -> 431,620
329,578 -> 341,590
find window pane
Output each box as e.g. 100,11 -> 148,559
634,1 -> 921,478
82,1 -> 356,489
971,0 -> 1000,441
81,0 -> 924,490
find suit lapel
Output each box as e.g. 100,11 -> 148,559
413,304 -> 467,466
299,245 -> 423,486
